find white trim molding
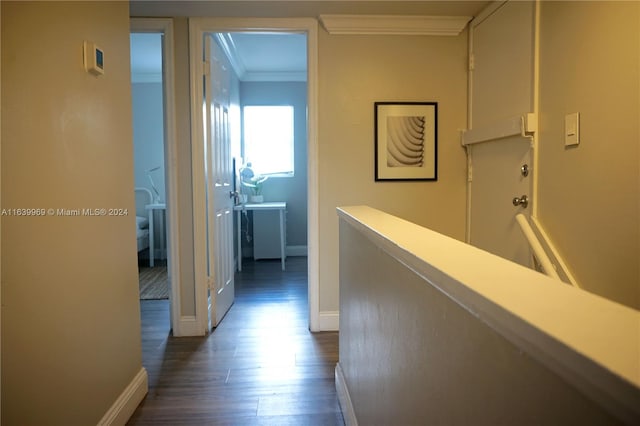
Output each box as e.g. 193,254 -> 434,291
319,14 -> 471,36
319,310 -> 339,331
98,368 -> 148,426
335,363 -> 358,426
173,315 -> 204,337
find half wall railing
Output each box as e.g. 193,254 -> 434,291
336,206 -> 638,425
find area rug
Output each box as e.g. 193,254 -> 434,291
139,266 -> 169,300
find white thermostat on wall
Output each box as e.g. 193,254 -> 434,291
83,41 -> 104,76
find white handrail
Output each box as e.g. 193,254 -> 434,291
530,216 -> 580,288
515,213 -> 560,280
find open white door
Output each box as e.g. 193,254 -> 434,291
203,34 -> 235,329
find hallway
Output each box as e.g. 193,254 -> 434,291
128,257 -> 344,425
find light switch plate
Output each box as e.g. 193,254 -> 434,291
565,112 -> 580,146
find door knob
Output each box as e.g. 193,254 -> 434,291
512,195 -> 528,208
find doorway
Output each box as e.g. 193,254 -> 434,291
130,18 -> 180,333
189,18 -> 320,333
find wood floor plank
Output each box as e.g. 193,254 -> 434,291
127,257 -> 344,425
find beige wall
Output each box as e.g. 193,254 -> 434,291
318,30 -> 468,310
1,2 -> 143,424
538,1 -> 639,309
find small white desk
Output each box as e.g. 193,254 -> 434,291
145,203 -> 166,267
234,202 -> 286,271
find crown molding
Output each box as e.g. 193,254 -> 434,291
319,14 -> 471,36
214,33 -> 246,79
214,33 -> 305,82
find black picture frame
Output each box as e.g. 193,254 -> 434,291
374,101 -> 438,181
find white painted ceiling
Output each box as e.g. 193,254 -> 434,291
130,32 -> 307,83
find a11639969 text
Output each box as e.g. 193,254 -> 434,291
1,208 -> 47,216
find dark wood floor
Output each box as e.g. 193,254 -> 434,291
127,257 -> 344,425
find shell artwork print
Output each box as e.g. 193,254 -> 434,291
386,116 -> 425,167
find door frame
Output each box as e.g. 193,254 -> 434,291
189,17 -> 320,333
130,18 -> 182,333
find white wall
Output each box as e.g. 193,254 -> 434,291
2,1 -> 144,424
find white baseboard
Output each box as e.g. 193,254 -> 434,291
173,315 -> 204,337
335,363 -> 358,426
98,367 -> 148,426
319,310 -> 339,331
286,245 -> 308,256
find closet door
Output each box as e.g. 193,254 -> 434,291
467,1 -> 536,267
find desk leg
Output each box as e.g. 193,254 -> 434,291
280,209 -> 286,271
237,210 -> 242,272
148,209 -> 155,268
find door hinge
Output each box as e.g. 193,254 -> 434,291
468,53 -> 475,71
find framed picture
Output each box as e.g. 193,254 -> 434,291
374,102 -> 438,181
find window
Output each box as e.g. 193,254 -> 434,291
242,105 -> 294,177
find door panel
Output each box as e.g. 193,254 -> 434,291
469,137 -> 531,266
468,1 -> 535,268
204,34 -> 234,328
471,1 -> 534,128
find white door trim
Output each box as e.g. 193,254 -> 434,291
189,17 -> 320,333
130,18 -> 183,335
